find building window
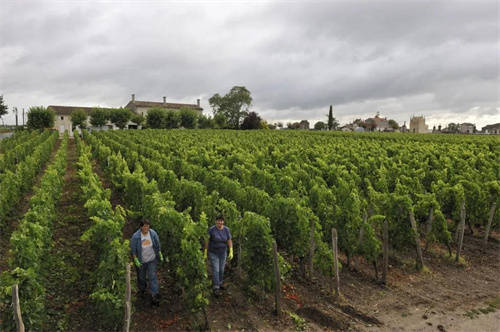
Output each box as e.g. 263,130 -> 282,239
61,116 -> 64,120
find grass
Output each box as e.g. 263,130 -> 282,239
289,312 -> 307,331
464,297 -> 500,319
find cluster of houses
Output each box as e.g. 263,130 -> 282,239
50,94 -> 202,135
47,96 -> 500,135
336,115 -> 500,135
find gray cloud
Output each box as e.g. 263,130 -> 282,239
0,0 -> 498,128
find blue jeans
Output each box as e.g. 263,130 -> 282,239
209,251 -> 227,290
136,259 -> 159,296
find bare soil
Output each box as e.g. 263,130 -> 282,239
43,138 -> 96,330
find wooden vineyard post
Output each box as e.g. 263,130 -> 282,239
123,263 -> 131,332
331,228 -> 340,299
309,217 -> 315,279
409,210 -> 424,271
12,284 -> 25,332
272,240 -> 281,317
483,202 -> 497,248
382,218 -> 389,285
456,200 -> 466,263
424,207 -> 434,252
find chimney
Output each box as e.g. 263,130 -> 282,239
196,99 -> 200,107
163,96 -> 166,104
131,94 -> 135,102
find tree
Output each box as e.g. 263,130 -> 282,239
209,86 -> 252,129
198,114 -> 215,129
131,113 -> 145,127
90,108 -> 110,127
71,109 -> 88,129
314,121 -> 326,130
179,107 -> 198,129
328,105 -> 333,130
388,119 -> 399,130
27,106 -> 55,130
213,112 -> 227,129
146,107 -> 166,129
241,111 -> 262,130
164,110 -> 181,129
0,95 -> 8,124
109,108 -> 132,129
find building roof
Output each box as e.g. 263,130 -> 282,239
482,123 -> 500,130
125,100 -> 202,111
48,105 -> 115,116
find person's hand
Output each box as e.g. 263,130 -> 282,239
204,249 -> 208,260
134,257 -> 141,268
228,247 -> 233,260
159,252 -> 164,263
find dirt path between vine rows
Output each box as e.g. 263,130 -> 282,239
42,138 -> 96,331
0,138 -> 61,274
91,158 -> 191,331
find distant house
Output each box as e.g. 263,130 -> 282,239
125,94 -> 203,118
364,114 -> 390,132
48,105 -> 115,136
482,123 -> 500,134
299,120 -> 310,130
458,123 -> 475,134
409,116 -> 429,133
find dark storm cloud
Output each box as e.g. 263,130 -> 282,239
0,0 -> 498,127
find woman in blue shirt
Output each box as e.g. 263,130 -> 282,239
204,215 -> 233,296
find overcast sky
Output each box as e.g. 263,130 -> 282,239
1,0 -> 498,128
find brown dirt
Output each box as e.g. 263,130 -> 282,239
43,138 -> 97,331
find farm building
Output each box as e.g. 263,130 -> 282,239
124,94 -> 203,118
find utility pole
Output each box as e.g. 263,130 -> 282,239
14,107 -> 18,127
22,108 -> 25,126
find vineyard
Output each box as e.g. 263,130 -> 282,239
0,129 -> 499,331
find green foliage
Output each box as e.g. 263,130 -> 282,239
146,107 -> 165,129
314,121 -> 326,130
89,108 -> 109,127
241,112 -> 262,130
240,212 -> 274,291
0,95 -> 8,119
0,134 -> 67,330
179,107 -> 199,129
70,109 -> 88,129
198,114 -> 215,129
28,106 -> 55,130
209,86 -> 252,129
164,110 -> 181,129
130,113 -> 145,126
109,107 -> 132,129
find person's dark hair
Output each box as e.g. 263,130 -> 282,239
216,214 -> 224,221
140,219 -> 151,227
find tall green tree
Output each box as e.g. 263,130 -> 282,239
27,106 -> 55,130
110,108 -> 132,129
179,107 -> 198,129
71,109 -> 88,129
90,108 -> 109,127
164,110 -> 181,129
327,105 -> 339,130
0,95 -> 8,124
209,86 -> 252,129
146,107 -> 166,129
